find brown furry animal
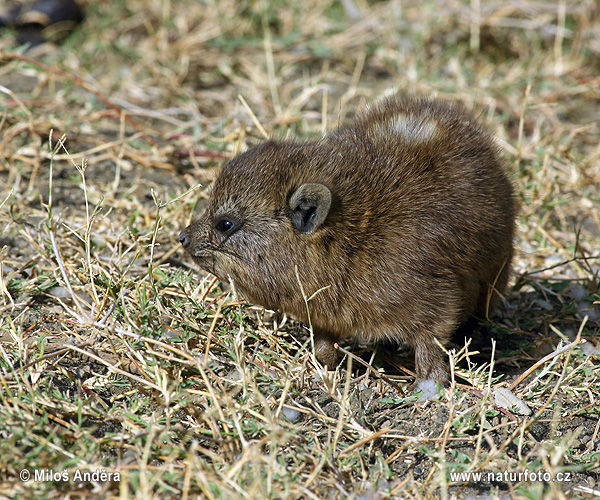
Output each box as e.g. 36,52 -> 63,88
179,96 -> 515,386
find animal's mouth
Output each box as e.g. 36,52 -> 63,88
187,246 -> 216,263
179,228 -> 214,263
190,250 -> 218,274
191,248 -> 213,259
179,226 -> 245,278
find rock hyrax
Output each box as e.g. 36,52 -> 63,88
180,96 -> 515,385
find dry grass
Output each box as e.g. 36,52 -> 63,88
0,1 -> 599,499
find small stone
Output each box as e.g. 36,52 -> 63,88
48,286 -> 70,298
281,406 -> 301,422
492,387 -> 532,416
416,379 -> 440,401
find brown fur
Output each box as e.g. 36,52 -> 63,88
179,96 -> 516,383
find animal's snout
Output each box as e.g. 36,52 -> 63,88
179,228 -> 191,248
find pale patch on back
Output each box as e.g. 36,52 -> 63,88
369,113 -> 439,144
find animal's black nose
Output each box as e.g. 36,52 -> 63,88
179,228 -> 190,248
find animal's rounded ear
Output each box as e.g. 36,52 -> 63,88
289,183 -> 332,234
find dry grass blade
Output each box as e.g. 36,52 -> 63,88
0,1 -> 598,499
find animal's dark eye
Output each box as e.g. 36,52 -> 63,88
215,217 -> 237,234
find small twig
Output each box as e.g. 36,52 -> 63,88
1,339 -> 97,381
508,324 -> 586,391
465,387 -> 518,422
49,230 -> 90,320
520,254 -> 599,277
200,276 -> 219,303
534,223 -> 588,278
515,82 -> 530,171
338,427 -> 391,457
262,16 -> 281,116
0,50 -> 157,147
94,321 -> 196,362
336,344 -> 406,393
205,298 -> 225,363
67,344 -> 162,392
0,85 -> 33,120
238,94 -> 269,139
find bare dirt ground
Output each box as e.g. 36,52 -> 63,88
0,1 -> 599,499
